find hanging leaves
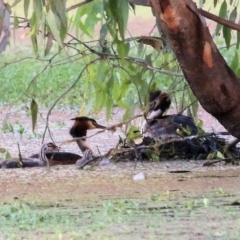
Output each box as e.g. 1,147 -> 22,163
229,7 -> 237,22
44,32 -> 54,56
222,25 -> 231,49
24,0 -> 30,19
109,0 -> 129,40
117,41 -> 130,59
215,1 -> 227,36
0,2 -> 11,54
46,10 -> 64,49
31,99 -> 38,133
230,52 -> 239,73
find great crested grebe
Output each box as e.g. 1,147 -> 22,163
69,116 -> 107,167
143,90 -> 198,138
0,142 -> 59,168
0,117 -> 106,168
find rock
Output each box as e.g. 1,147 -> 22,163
133,172 -> 146,181
98,158 -> 110,166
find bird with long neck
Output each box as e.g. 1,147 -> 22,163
143,91 -> 198,138
0,117 -> 107,169
69,116 -> 107,168
0,142 -> 59,169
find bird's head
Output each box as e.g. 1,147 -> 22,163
147,91 -> 171,119
43,142 -> 59,152
69,116 -> 106,138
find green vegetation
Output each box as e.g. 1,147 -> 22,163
1,189 -> 240,239
0,0 -> 239,123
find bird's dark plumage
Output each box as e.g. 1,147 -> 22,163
144,91 -> 198,137
30,152 -> 81,165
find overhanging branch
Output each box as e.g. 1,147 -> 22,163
126,0 -> 240,32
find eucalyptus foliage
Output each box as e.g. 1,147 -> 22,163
1,0 -> 240,123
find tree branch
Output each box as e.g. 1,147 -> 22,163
66,33 -> 183,77
198,8 -> 240,32
126,0 -> 240,32
66,0 -> 93,12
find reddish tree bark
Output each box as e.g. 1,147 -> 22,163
149,0 -> 240,139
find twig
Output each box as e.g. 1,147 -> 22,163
126,0 -> 240,32
198,8 -> 240,33
203,156 -> 240,167
66,33 -> 183,77
42,57 -> 102,143
178,99 -> 198,115
66,0 -> 93,12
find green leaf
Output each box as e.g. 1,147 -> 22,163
17,143 -> 23,168
33,0 -> 43,19
29,12 -> 38,36
31,35 -> 38,55
126,125 -> 141,141
229,7 -> 237,22
11,0 -> 21,8
105,93 -> 113,120
214,0 -> 217,7
100,23 -> 108,40
13,15 -> 19,29
44,32 -> 54,56
117,0 -> 129,40
206,152 -> 215,160
219,1 -> 227,18
5,151 -> 12,159
237,28 -> 240,49
129,3 -> 135,12
46,10 -> 63,49
0,3 -> 11,54
137,42 -> 144,56
197,119 -> 204,129
49,0 -> 67,41
230,52 -> 239,72
109,0 -> 129,40
145,53 -> 152,65
216,151 -> 225,159
31,99 -> 38,132
222,25 -> 231,49
188,89 -> 198,118
24,0 -> 30,19
75,1 -> 103,38
216,1 -> 227,35
117,41 -> 130,59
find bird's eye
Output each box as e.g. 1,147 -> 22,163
47,143 -> 55,148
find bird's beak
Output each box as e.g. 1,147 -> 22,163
92,122 -> 106,129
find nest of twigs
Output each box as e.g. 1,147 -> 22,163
112,132 -> 240,164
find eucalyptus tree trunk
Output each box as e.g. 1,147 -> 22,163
149,0 -> 240,139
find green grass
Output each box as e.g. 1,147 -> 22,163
1,0 -> 239,116
1,189 -> 240,240
0,48 -> 85,108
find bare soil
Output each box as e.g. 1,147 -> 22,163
1,106 -> 240,240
